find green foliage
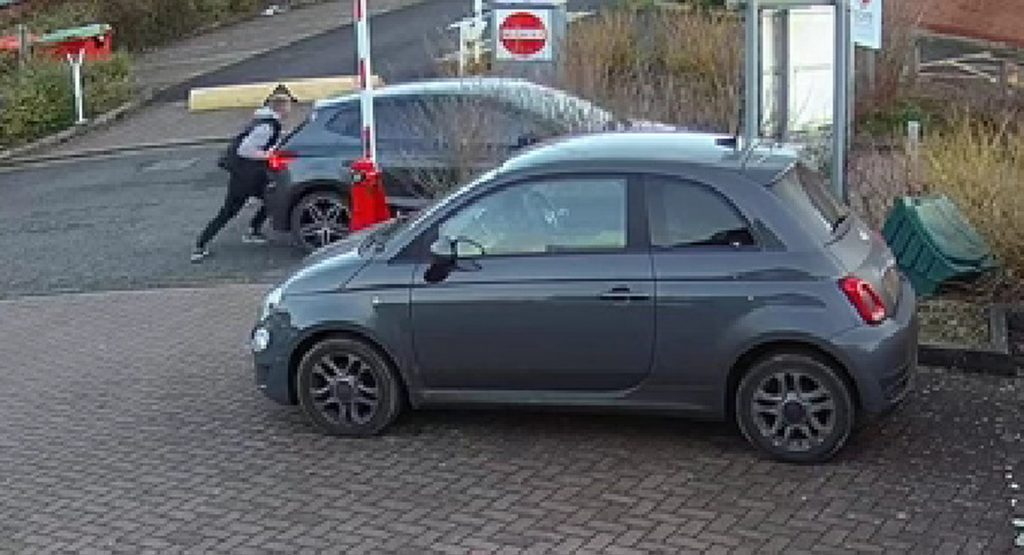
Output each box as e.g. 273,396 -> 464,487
3,0 -> 271,51
857,97 -> 944,138
0,58 -> 73,146
0,52 -> 132,147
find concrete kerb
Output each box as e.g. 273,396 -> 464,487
0,89 -> 155,164
918,304 -> 1023,377
0,135 -> 230,172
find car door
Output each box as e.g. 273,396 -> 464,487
644,174 -> 771,392
409,174 -> 655,392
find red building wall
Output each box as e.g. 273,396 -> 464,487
910,0 -> 1024,47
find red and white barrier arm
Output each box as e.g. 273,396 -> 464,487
354,0 -> 376,162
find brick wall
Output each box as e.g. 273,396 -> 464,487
908,0 -> 1024,46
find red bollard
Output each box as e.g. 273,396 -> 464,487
349,157 -> 391,232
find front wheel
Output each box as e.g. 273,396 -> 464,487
735,353 -> 855,463
290,191 -> 350,252
296,338 -> 403,437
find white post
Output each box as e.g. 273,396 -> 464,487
354,0 -> 376,161
67,49 -> 86,125
457,26 -> 467,76
743,0 -> 760,148
473,0 -> 484,65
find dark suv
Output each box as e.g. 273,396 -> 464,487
265,78 -> 621,251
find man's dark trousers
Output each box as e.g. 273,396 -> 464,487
197,160 -> 268,248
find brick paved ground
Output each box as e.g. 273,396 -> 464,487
0,285 -> 1021,554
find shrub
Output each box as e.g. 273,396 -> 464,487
559,5 -> 742,133
0,52 -> 132,147
922,114 -> 1024,280
0,58 -> 73,145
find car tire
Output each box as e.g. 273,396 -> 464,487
296,337 -> 404,437
290,190 -> 350,252
735,353 -> 855,464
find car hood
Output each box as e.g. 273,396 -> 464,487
281,231 -> 375,296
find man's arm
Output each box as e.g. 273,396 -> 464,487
237,123 -> 274,160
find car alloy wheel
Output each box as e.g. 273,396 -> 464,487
296,337 -> 403,436
736,353 -> 854,463
291,191 -> 350,251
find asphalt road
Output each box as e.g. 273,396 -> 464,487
156,0 -> 614,103
0,146 -> 305,299
1,0 -> 615,300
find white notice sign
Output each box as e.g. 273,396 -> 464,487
852,0 -> 883,50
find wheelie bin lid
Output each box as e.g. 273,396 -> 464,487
37,23 -> 111,44
905,195 -> 995,268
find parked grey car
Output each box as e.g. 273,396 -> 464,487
251,132 -> 918,463
265,78 -> 620,251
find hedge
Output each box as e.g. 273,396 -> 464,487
0,52 -> 132,147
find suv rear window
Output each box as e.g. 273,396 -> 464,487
771,164 -> 849,237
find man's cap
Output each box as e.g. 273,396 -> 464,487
266,83 -> 298,104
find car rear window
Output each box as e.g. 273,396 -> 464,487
770,164 -> 849,238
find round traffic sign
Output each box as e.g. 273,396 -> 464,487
499,11 -> 548,57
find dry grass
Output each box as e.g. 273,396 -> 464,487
558,6 -> 742,133
921,115 -> 1024,282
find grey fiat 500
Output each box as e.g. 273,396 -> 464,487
251,132 -> 918,463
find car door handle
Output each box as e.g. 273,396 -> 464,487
599,287 -> 650,302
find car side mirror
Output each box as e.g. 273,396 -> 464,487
429,237 -> 458,265
425,237 -> 483,283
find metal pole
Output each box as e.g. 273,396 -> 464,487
473,0 -> 484,65
354,0 -> 377,161
458,26 -> 466,76
744,0 -> 760,148
68,49 -> 86,125
17,24 -> 29,68
832,0 -> 849,201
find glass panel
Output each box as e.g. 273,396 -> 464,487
439,177 -> 628,256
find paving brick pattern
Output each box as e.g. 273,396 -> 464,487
0,285 -> 1021,554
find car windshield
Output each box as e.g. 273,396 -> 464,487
361,169 -> 499,252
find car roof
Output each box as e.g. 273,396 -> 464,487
495,132 -> 799,185
314,77 -> 559,108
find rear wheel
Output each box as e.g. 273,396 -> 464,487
735,353 -> 854,463
290,191 -> 350,252
296,337 -> 403,437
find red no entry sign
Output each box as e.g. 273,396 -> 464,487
499,11 -> 548,57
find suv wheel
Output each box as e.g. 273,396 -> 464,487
736,353 -> 854,463
296,337 -> 403,437
290,191 -> 350,252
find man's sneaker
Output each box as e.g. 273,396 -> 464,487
242,232 -> 269,245
190,247 -> 210,263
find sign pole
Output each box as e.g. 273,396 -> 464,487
17,24 -> 29,68
67,49 -> 86,125
743,0 -> 760,148
354,0 -> 376,162
832,0 -> 850,202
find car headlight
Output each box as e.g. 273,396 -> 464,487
260,285 -> 284,320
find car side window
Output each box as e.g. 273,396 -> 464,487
438,176 -> 628,256
646,177 -> 756,249
325,105 -> 360,138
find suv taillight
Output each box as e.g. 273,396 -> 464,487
840,277 -> 887,325
268,150 -> 296,172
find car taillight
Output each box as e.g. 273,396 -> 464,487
268,150 -> 296,172
840,277 -> 887,325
